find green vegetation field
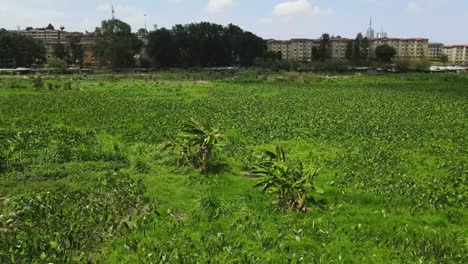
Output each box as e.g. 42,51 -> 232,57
0,71 -> 467,263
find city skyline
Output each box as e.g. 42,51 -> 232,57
1,0 -> 467,44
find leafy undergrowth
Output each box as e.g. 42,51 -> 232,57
0,173 -> 157,263
0,72 -> 467,263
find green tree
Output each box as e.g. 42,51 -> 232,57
0,29 -> 45,67
440,54 -> 449,65
137,28 -> 148,38
345,42 -> 353,61
46,23 -> 55,30
93,19 -> 142,68
146,28 -> 178,67
69,36 -> 84,67
361,37 -> 370,62
413,59 -> 431,71
46,59 -> 67,73
146,22 -> 266,68
352,33 -> 363,63
52,43 -> 68,61
318,33 -> 331,62
375,44 -> 397,63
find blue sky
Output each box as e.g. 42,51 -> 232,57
1,0 -> 467,43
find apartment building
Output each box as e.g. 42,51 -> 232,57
17,29 -> 64,43
17,29 -> 68,60
330,38 -> 353,60
443,45 -> 468,65
428,43 -> 444,60
64,33 -> 98,66
267,39 -> 319,62
267,40 -> 289,60
369,38 -> 429,60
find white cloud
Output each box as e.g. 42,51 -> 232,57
406,1 -> 422,14
312,6 -> 334,15
206,0 -> 234,14
273,0 -> 333,18
273,0 -> 311,17
0,1 -> 67,30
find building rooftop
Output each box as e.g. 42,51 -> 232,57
444,45 -> 468,48
331,38 -> 353,42
370,37 -> 428,41
65,33 -> 95,37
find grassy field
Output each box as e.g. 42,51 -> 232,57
0,71 -> 467,263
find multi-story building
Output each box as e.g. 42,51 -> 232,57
443,45 -> 468,65
267,39 -> 319,62
366,18 -> 375,39
288,39 -> 318,62
64,33 -> 98,67
428,43 -> 444,60
330,38 -> 353,61
376,31 -> 388,38
16,29 -> 98,66
369,38 -> 429,60
17,29 -> 68,61
267,39 -> 290,60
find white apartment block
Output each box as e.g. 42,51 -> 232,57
330,38 -> 353,61
369,38 -> 429,60
267,39 -> 319,62
428,43 -> 444,60
443,45 -> 468,65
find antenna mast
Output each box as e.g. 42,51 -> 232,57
112,5 -> 115,20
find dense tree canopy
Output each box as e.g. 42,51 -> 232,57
0,29 -> 46,67
317,33 -> 331,62
146,22 -> 266,68
375,44 -> 397,63
93,19 -> 142,68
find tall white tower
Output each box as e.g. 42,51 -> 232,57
366,18 -> 375,38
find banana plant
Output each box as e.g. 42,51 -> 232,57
161,118 -> 225,174
252,146 -> 319,211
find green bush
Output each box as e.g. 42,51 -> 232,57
252,146 -> 320,212
45,59 -> 68,74
32,76 -> 44,90
161,118 -> 226,174
0,173 -> 157,263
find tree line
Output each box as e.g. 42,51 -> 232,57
145,22 -> 266,67
0,19 -> 437,69
0,29 -> 46,68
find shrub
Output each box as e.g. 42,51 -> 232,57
32,76 -> 44,90
62,81 -> 72,90
286,72 -> 302,82
413,59 -> 431,72
252,146 -> 320,212
0,173 -> 157,263
161,118 -> 226,174
395,59 -> 411,72
45,59 -> 68,74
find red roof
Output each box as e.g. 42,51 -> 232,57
444,45 -> 468,48
370,37 -> 428,41
331,38 -> 353,42
65,33 -> 95,37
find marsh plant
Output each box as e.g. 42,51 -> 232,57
161,118 -> 225,174
252,146 -> 320,212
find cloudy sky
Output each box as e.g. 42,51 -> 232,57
1,0 -> 467,43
